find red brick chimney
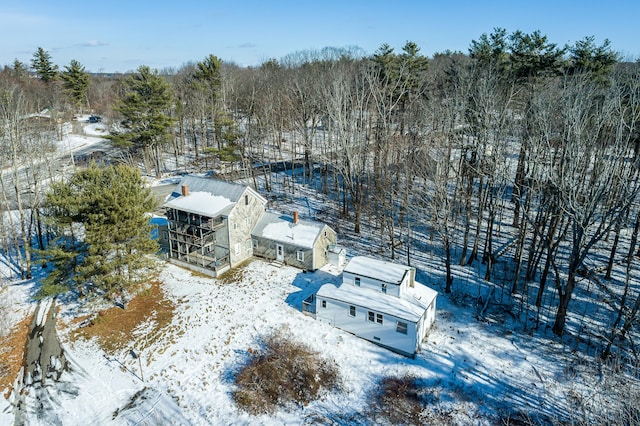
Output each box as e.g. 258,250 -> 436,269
181,185 -> 189,196
293,211 -> 299,224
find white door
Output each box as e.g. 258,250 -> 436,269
276,244 -> 284,262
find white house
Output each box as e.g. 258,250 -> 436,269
314,256 -> 437,357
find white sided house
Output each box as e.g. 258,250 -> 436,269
314,256 -> 437,357
163,176 -> 337,277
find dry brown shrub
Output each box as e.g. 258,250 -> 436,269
71,280 -> 174,354
371,375 -> 425,425
233,331 -> 340,415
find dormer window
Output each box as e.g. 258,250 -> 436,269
245,195 -> 249,205
381,283 -> 387,294
355,277 -> 361,287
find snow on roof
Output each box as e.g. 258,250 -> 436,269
344,256 -> 412,285
166,176 -> 266,205
164,191 -> 234,218
252,212 -> 326,249
163,176 -> 268,217
317,281 -> 437,323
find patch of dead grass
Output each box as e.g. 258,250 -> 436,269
0,313 -> 33,398
216,259 -> 252,285
71,281 -> 175,355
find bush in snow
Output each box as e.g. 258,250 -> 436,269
233,330 -> 340,415
368,375 -> 428,425
368,375 -> 459,425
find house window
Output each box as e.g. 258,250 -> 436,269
296,250 -> 304,262
235,242 -> 241,255
368,311 -> 374,322
324,230 -> 327,237
396,321 -> 408,334
355,277 -> 361,287
246,217 -> 251,226
376,313 -> 383,324
245,239 -> 252,250
245,195 -> 249,205
321,300 -> 326,308
253,239 -> 259,248
381,283 -> 387,294
349,306 -> 356,317
233,223 -> 238,230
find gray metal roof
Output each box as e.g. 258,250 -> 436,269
166,176 -> 249,203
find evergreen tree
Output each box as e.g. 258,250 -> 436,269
38,179 -> 87,297
39,164 -> 158,301
509,30 -> 565,81
60,59 -> 90,109
30,47 -> 58,82
193,54 -> 224,148
567,36 -> 619,78
11,59 -> 29,80
468,27 -> 510,74
110,65 -> 175,177
79,164 -> 158,298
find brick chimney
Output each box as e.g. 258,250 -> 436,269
293,211 -> 299,224
181,185 -> 189,196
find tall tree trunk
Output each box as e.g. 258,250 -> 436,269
444,232 -> 453,293
605,214 -> 623,280
468,177 -> 486,264
459,175 -> 473,265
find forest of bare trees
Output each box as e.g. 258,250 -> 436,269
2,30 -> 640,361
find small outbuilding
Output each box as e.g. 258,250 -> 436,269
150,216 -> 169,252
315,256 -> 437,357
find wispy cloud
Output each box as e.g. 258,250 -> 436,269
80,40 -> 109,47
237,43 -> 257,49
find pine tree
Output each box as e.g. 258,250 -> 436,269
30,47 -> 58,82
509,30 -> 565,81
40,164 -> 158,301
193,54 -> 223,148
79,164 -> 158,298
11,59 -> 29,79
60,59 -> 90,109
110,65 -> 175,177
39,178 -> 88,296
567,36 -> 619,78
469,27 -> 510,72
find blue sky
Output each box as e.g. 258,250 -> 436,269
2,0 -> 638,73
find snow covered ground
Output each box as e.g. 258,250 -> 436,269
1,255 -> 589,425
59,116 -> 109,154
